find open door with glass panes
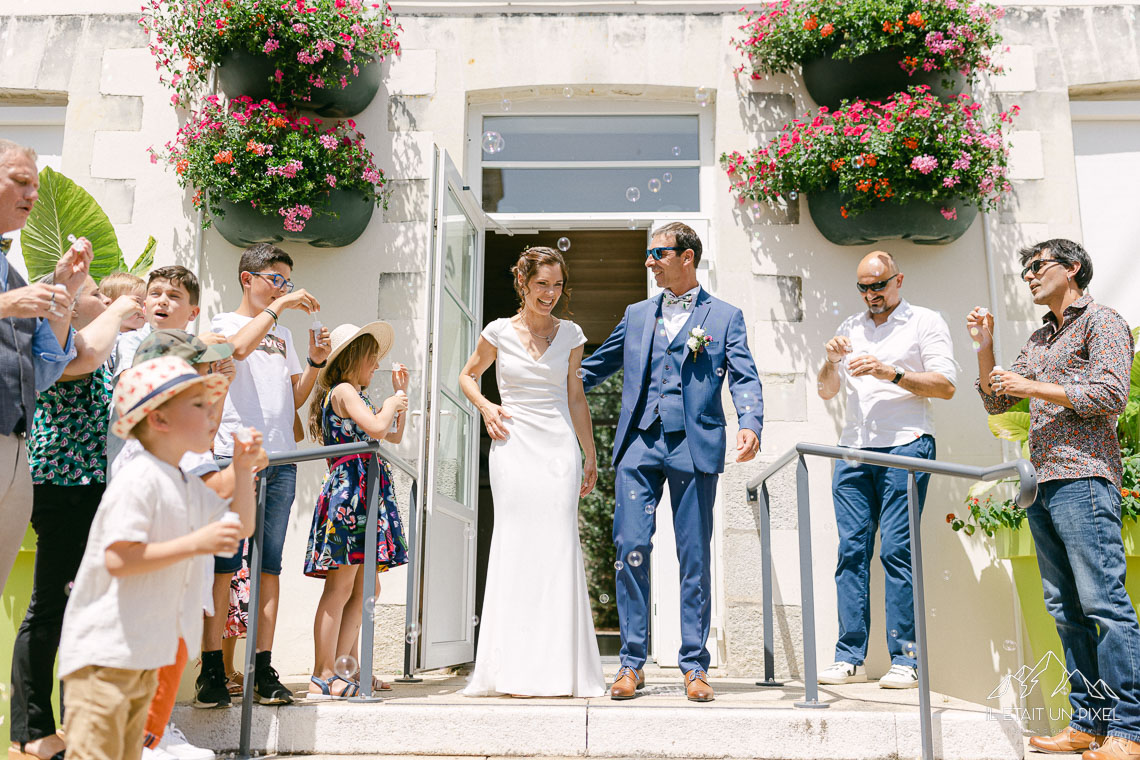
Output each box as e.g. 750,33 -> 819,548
414,148 -> 486,670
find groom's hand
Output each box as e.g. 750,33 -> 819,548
736,429 -> 759,463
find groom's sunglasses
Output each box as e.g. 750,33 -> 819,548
646,246 -> 681,261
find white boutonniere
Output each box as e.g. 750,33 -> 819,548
686,326 -> 712,361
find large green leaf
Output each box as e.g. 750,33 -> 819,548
988,410 -> 1031,444
129,236 -> 156,276
20,167 -> 124,282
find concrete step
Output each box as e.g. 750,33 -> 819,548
171,674 -> 1024,760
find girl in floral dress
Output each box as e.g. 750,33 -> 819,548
304,321 -> 409,699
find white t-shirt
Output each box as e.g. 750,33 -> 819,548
835,299 -> 958,448
211,312 -> 302,456
110,439 -> 218,481
58,450 -> 229,678
113,324 -> 153,377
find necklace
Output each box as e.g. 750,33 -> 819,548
518,316 -> 558,345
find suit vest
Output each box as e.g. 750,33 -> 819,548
0,264 -> 39,436
635,310 -> 689,433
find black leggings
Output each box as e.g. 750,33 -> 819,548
9,482 -> 102,742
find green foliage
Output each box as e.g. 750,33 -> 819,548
579,370 -> 624,632
721,86 -> 1017,218
1118,327 -> 1140,451
150,97 -> 387,231
732,0 -> 1006,80
140,0 -> 400,107
131,237 -> 157,277
20,168 -> 154,284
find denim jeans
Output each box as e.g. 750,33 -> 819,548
1028,477 -> 1140,742
213,462 -> 296,576
832,434 -> 935,668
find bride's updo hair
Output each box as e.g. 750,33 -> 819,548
511,246 -> 572,315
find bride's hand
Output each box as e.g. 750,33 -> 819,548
480,403 -> 512,440
580,457 -> 597,497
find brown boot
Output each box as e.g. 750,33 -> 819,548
1083,737 -> 1140,760
1029,727 -> 1105,754
685,669 -> 714,702
609,665 -> 644,700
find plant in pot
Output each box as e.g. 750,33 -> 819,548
151,96 -> 387,248
140,0 -> 400,117
732,0 -> 1007,109
721,86 -> 1018,245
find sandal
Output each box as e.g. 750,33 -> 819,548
10,740 -> 66,760
372,677 -> 392,692
226,671 -> 244,696
306,675 -> 359,700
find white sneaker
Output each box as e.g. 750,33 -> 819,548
879,664 -> 919,689
818,661 -> 867,685
159,722 -> 216,760
142,747 -> 179,760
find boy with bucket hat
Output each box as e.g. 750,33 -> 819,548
56,357 -> 262,760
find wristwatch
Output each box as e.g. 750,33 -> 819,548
891,366 -> 905,384
307,357 -> 327,369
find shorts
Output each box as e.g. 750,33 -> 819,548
213,462 -> 296,577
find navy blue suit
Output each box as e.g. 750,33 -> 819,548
581,288 -> 763,672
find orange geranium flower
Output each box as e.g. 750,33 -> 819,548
213,150 -> 233,164
175,159 -> 189,175
864,154 -> 878,167
840,206 -> 849,218
907,11 -> 925,27
267,116 -> 288,128
903,138 -> 918,149
820,22 -> 834,36
830,158 -> 845,171
803,16 -> 818,31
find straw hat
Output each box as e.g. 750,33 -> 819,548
319,321 -> 395,386
111,356 -> 230,439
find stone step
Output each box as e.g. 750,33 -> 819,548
171,675 -> 1024,760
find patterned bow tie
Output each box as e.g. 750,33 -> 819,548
0,238 -> 10,255
663,292 -> 694,308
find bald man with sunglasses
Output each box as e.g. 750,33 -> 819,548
815,251 -> 956,690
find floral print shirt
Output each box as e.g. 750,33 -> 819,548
977,295 -> 1133,486
28,365 -> 114,486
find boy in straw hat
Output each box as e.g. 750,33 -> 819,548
57,356 -> 262,760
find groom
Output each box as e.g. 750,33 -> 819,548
581,222 -> 763,702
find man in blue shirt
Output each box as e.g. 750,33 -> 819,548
0,138 -> 93,592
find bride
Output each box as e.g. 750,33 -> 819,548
457,246 -> 606,698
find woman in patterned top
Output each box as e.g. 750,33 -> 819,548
9,276 -> 142,760
969,239 -> 1140,760
304,322 -> 409,699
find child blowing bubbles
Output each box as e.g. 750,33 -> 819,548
304,322 -> 409,698
57,356 -> 263,760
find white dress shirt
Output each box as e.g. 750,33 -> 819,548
661,285 -> 702,341
835,299 -> 957,448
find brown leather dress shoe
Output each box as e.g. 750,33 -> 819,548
685,669 -> 714,702
610,666 -> 644,700
1083,737 -> 1140,760
1029,727 -> 1105,754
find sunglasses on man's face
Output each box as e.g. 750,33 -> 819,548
856,275 -> 899,293
1020,258 -> 1061,280
646,246 -> 681,261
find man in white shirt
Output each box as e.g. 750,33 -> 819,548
815,251 -> 956,689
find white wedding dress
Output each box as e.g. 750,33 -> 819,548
462,317 -> 606,698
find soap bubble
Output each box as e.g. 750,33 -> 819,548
672,146 -> 681,157
464,525 -> 475,540
930,608 -> 937,617
407,622 -> 421,637
334,654 -> 359,679
614,560 -> 625,571
1003,639 -> 1017,651
563,87 -> 574,98
600,594 -> 610,604
831,301 -> 840,315
902,640 -> 918,658
627,551 -> 644,567
626,186 -> 641,203
890,629 -> 899,639
481,131 -> 504,154
628,219 -> 638,230
972,341 -> 981,351
716,368 -> 725,377
363,595 -> 377,615
501,97 -> 512,111
694,86 -> 710,106
853,155 -> 865,168
659,330 -> 666,337
663,172 -> 672,183
557,237 -> 571,252
942,570 -> 951,581
575,368 -> 585,378
788,191 -> 799,200
648,178 -> 662,193
644,503 -> 655,514
472,615 -> 480,627
64,581 -> 74,597
969,327 -> 979,337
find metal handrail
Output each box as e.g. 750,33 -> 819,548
238,441 -> 418,758
745,442 -> 1037,760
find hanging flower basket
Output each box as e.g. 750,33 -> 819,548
721,86 -> 1018,247
217,48 -> 382,118
731,0 -> 1006,89
140,0 -> 400,110
150,97 -> 387,249
806,187 -> 976,245
213,189 -> 375,248
801,48 -> 965,111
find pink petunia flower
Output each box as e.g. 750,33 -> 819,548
910,155 -> 938,174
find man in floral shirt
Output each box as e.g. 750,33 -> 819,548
970,239 -> 1140,760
